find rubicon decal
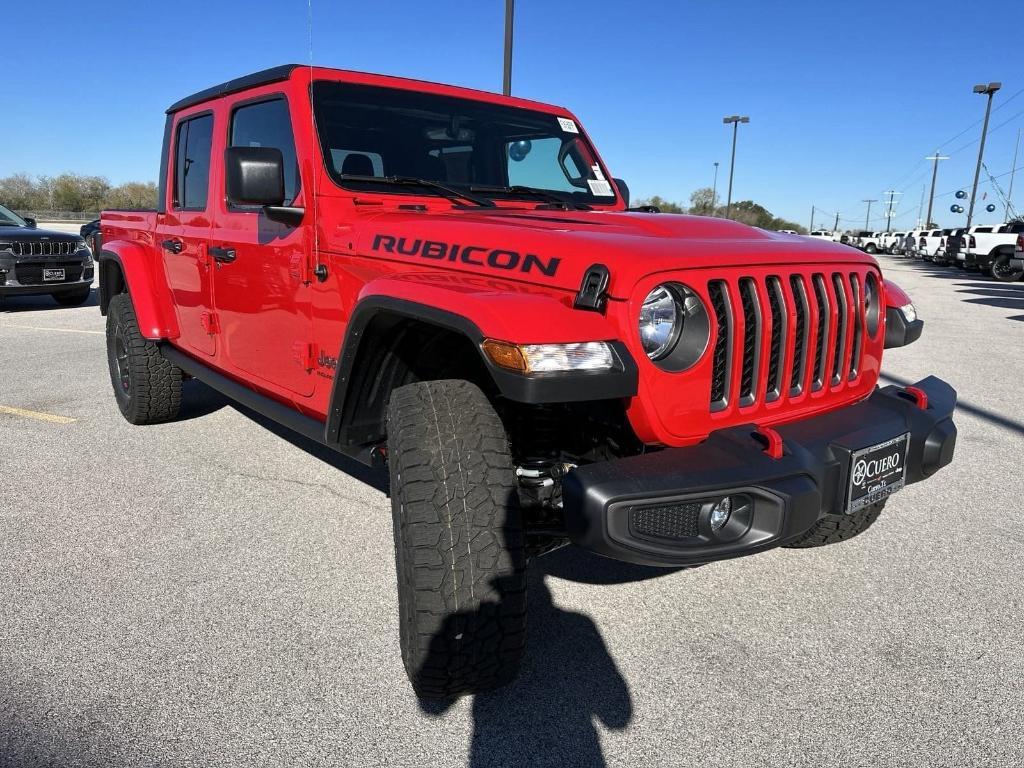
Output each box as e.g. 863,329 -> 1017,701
372,234 -> 561,277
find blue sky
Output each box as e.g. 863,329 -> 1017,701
3,0 -> 1022,228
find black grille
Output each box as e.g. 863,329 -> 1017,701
9,240 -> 78,257
14,261 -> 84,285
789,275 -> 808,395
708,281 -> 731,409
765,277 -> 785,400
812,275 -> 829,389
830,274 -> 848,385
738,278 -> 760,404
708,270 -> 870,412
848,274 -> 863,379
630,502 -> 701,540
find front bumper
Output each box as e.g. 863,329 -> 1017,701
0,252 -> 94,295
562,376 -> 957,567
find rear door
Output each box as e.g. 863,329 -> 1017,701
211,94 -> 314,396
156,111 -> 216,356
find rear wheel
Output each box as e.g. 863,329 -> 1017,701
783,500 -> 887,548
991,254 -> 1024,282
52,286 -> 92,306
866,243 -> 877,254
387,379 -> 527,699
105,293 -> 182,424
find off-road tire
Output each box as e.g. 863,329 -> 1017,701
52,286 -> 92,306
387,379 -> 527,699
782,500 -> 887,548
991,254 -> 1024,282
106,293 -> 182,425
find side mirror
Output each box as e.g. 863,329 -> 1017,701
225,146 -> 286,206
23,216 -> 37,229
613,178 -> 630,208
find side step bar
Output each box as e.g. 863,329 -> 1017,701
159,344 -> 326,445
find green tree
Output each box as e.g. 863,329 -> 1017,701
688,187 -> 718,216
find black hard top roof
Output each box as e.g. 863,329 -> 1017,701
166,64 -> 300,114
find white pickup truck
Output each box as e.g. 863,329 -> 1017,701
918,229 -> 944,261
961,222 -> 1024,280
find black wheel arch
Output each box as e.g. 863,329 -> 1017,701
323,296 -> 639,461
98,250 -> 127,316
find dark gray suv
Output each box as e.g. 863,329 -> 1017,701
0,204 -> 94,306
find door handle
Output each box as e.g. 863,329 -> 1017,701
209,246 -> 237,264
161,238 -> 183,254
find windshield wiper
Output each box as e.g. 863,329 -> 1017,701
338,174 -> 494,208
469,184 -> 590,211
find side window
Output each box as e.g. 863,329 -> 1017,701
174,114 -> 214,210
230,98 -> 300,205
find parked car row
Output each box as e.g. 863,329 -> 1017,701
889,222 -> 1024,282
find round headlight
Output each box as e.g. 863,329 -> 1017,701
639,284 -> 682,360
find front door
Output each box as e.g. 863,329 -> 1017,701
211,95 -> 314,396
158,111 -> 216,357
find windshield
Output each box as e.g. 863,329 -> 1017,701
0,204 -> 27,227
311,81 -> 618,207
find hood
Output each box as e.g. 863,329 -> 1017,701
349,208 -> 875,297
0,226 -> 79,242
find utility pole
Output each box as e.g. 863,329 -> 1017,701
862,199 -> 877,230
834,211 -> 840,231
966,82 -> 1001,229
502,0 -> 514,96
924,152 -> 949,228
722,115 -> 749,219
810,206 -> 815,232
1007,128 -> 1021,221
711,162 -> 720,212
883,190 -> 901,232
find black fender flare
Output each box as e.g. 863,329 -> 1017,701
323,296 -> 638,456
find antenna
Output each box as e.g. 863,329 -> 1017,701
307,0 -> 321,282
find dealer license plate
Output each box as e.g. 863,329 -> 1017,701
845,433 -> 910,513
43,268 -> 65,282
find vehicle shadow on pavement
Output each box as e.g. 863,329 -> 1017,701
422,549 -> 683,768
881,257 -> 1024,320
0,287 -> 100,312
228,398 -> 390,492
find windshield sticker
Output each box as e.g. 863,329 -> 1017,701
588,179 -> 614,197
557,117 -> 579,134
591,164 -> 606,182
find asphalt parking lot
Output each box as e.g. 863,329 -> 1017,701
1,255 -> 1022,768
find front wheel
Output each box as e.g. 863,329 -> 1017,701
106,293 -> 182,424
866,244 -> 877,254
387,379 -> 527,699
783,500 -> 887,548
991,254 -> 1024,282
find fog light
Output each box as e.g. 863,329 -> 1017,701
710,496 -> 733,531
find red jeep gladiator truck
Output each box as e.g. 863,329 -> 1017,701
98,65 -> 957,698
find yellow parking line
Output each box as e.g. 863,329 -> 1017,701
0,323 -> 103,336
0,405 -> 77,425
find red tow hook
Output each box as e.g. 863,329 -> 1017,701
754,426 -> 784,460
904,386 -> 929,410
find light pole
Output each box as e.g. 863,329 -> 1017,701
966,82 -> 1001,229
1007,128 -> 1021,221
502,0 -> 514,96
723,115 -> 749,219
711,161 -> 720,213
924,152 -> 949,228
862,199 -> 877,231
810,205 -> 815,232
